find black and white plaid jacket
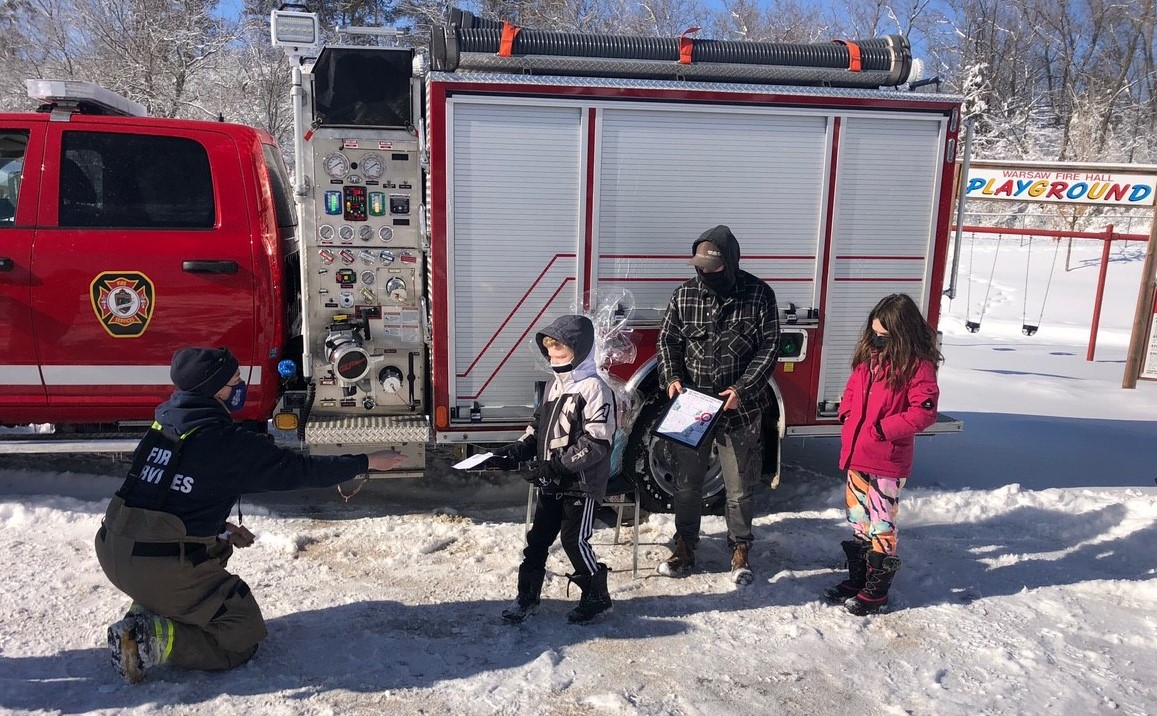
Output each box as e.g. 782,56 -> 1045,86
658,270 -> 780,428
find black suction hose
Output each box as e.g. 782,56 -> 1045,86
432,13 -> 912,87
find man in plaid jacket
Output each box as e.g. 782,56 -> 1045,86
656,225 -> 780,585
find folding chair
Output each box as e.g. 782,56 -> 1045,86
524,471 -> 640,577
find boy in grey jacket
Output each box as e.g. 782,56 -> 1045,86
493,314 -> 618,624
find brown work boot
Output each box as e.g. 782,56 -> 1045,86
730,543 -> 754,585
657,535 -> 695,577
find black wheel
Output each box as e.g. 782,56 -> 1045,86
622,391 -> 726,516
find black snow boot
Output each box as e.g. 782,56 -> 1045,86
566,563 -> 613,624
823,539 -> 871,603
501,566 -> 545,624
844,551 -> 901,616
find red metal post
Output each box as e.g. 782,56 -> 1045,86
1087,224 -> 1114,362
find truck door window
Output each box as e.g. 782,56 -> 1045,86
59,132 -> 214,229
0,131 -> 29,226
262,144 -> 297,229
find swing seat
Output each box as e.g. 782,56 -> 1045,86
1021,324 -> 1038,337
965,321 -> 981,333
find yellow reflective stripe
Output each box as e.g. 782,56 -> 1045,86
155,617 -> 175,663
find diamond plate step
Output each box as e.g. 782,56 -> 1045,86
304,415 -> 431,446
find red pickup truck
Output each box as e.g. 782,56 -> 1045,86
0,80 -> 298,427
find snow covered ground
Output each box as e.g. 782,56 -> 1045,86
1,238 -> 1156,716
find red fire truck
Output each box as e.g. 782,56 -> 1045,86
0,10 -> 961,512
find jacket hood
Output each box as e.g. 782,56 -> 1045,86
155,391 -> 232,436
692,225 -> 741,289
536,314 -> 598,381
536,315 -> 595,364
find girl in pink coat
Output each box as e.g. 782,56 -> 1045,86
825,294 -> 941,615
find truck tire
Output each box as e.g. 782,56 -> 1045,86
623,391 -> 726,516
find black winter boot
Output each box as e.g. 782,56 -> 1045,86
844,551 -> 901,616
566,564 -> 613,624
823,539 -> 871,603
501,566 -> 545,624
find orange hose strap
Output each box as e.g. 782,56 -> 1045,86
679,27 -> 700,65
833,39 -> 862,72
499,22 -> 521,57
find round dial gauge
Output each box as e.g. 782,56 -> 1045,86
338,225 -> 354,241
317,224 -> 335,241
322,152 -> 349,179
361,153 -> 385,180
378,226 -> 394,242
358,225 -> 374,241
386,276 -> 407,303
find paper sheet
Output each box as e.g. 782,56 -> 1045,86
452,452 -> 494,470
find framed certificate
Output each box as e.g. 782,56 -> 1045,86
652,387 -> 725,449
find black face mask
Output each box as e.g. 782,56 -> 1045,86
700,270 -> 733,295
550,362 -> 573,374
869,334 -> 890,350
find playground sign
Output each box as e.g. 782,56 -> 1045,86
966,164 -> 1155,207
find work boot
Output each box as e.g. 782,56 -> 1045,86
656,535 -> 695,577
501,566 -> 545,624
845,551 -> 902,616
566,564 -> 613,624
729,542 -> 754,585
107,613 -> 174,684
823,539 -> 872,603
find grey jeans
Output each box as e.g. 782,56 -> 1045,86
669,416 -> 763,550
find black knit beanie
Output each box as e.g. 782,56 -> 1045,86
170,347 -> 239,397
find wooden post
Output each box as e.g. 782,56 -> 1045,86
1122,214 -> 1157,388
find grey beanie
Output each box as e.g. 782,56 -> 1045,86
170,347 -> 239,396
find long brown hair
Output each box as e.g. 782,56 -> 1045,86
851,293 -> 943,388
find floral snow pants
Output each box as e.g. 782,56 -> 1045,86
844,470 -> 907,556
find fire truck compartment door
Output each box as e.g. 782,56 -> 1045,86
816,115 -> 947,406
446,100 -> 583,419
31,125 -> 258,413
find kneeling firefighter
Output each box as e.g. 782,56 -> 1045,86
94,346 -> 404,683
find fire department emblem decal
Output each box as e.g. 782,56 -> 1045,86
90,272 -> 155,337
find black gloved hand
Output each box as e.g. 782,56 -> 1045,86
525,458 -> 575,494
488,444 -> 521,471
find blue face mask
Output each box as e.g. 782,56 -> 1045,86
224,381 -> 247,413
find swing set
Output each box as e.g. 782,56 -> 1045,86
956,223 -> 1147,360
962,229 -> 1062,336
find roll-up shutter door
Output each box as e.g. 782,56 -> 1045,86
448,100 -> 583,417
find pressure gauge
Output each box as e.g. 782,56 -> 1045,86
317,224 -> 335,242
322,152 -> 349,179
361,153 -> 385,180
378,226 -> 394,242
358,225 -> 374,241
379,366 -> 404,393
386,276 -> 407,303
338,225 -> 354,241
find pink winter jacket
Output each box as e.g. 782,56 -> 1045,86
838,358 -> 939,479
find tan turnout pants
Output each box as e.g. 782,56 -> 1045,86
94,496 -> 266,671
